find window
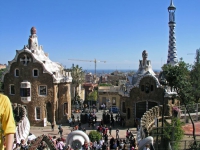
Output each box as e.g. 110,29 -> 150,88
10,84 -> 15,95
15,69 -> 19,77
33,69 -> 39,77
151,85 -> 154,91
102,97 -> 106,104
35,107 -> 41,120
20,88 -> 30,97
63,103 -> 68,116
39,85 -> 47,96
112,97 -> 116,106
127,108 -> 130,119
122,102 -> 126,113
141,85 -> 144,91
145,83 -> 150,93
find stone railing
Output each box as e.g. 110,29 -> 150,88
29,135 -> 56,150
140,105 -> 172,139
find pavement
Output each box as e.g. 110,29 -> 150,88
30,122 -> 137,140
182,122 -> 200,136
30,110 -> 137,140
29,110 -> 200,146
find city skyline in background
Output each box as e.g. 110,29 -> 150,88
0,0 -> 200,70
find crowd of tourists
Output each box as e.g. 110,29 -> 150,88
10,109 -> 143,150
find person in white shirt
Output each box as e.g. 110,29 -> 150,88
93,141 -> 97,149
99,138 -> 104,147
96,141 -> 101,150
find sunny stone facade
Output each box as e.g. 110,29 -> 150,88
98,86 -> 121,109
119,50 -> 168,127
2,27 -> 72,126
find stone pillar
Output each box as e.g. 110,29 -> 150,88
66,83 -> 72,119
53,84 -> 58,124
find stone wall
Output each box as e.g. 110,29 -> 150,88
58,83 -> 71,123
125,76 -> 164,127
3,52 -> 71,126
98,92 -> 121,109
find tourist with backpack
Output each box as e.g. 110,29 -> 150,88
57,138 -> 65,150
58,125 -> 63,137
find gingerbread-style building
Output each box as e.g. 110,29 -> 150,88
2,27 -> 72,126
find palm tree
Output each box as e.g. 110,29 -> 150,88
71,64 -> 85,103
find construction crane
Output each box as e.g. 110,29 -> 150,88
187,48 -> 200,63
68,58 -> 106,75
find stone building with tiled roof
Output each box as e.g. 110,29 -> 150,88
119,50 -> 165,127
2,27 -> 72,126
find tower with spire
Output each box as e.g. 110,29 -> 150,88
167,0 -> 178,65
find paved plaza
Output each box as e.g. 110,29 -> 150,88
29,110 -> 200,148
30,110 -> 137,140
30,122 -> 137,140
182,122 -> 200,136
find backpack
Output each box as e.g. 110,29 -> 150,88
59,128 -> 63,132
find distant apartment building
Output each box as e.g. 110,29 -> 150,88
71,84 -> 85,101
0,64 -> 6,69
98,85 -> 121,109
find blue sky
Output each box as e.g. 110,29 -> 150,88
0,0 -> 200,70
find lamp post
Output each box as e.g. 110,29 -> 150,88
161,79 -> 167,147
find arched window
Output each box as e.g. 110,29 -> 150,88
127,108 -> 130,119
145,83 -> 150,93
35,107 -> 41,120
33,69 -> 39,77
141,85 -> 144,91
15,69 -> 19,77
122,102 -> 126,113
9,84 -> 15,95
151,85 -> 154,91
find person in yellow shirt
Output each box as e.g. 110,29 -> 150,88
0,94 -> 16,150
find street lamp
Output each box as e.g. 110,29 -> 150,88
160,79 -> 168,146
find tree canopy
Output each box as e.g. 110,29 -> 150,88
87,90 -> 97,101
161,58 -> 198,146
190,59 -> 200,103
70,64 -> 85,101
71,64 -> 85,87
162,59 -> 193,104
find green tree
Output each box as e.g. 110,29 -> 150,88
88,131 -> 102,142
162,59 -> 197,146
190,60 -> 200,103
87,90 -> 97,101
163,118 -> 184,150
99,83 -> 112,86
71,64 -> 85,102
0,68 -> 6,92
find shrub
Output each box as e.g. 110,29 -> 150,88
88,131 -> 102,142
99,83 -> 112,86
